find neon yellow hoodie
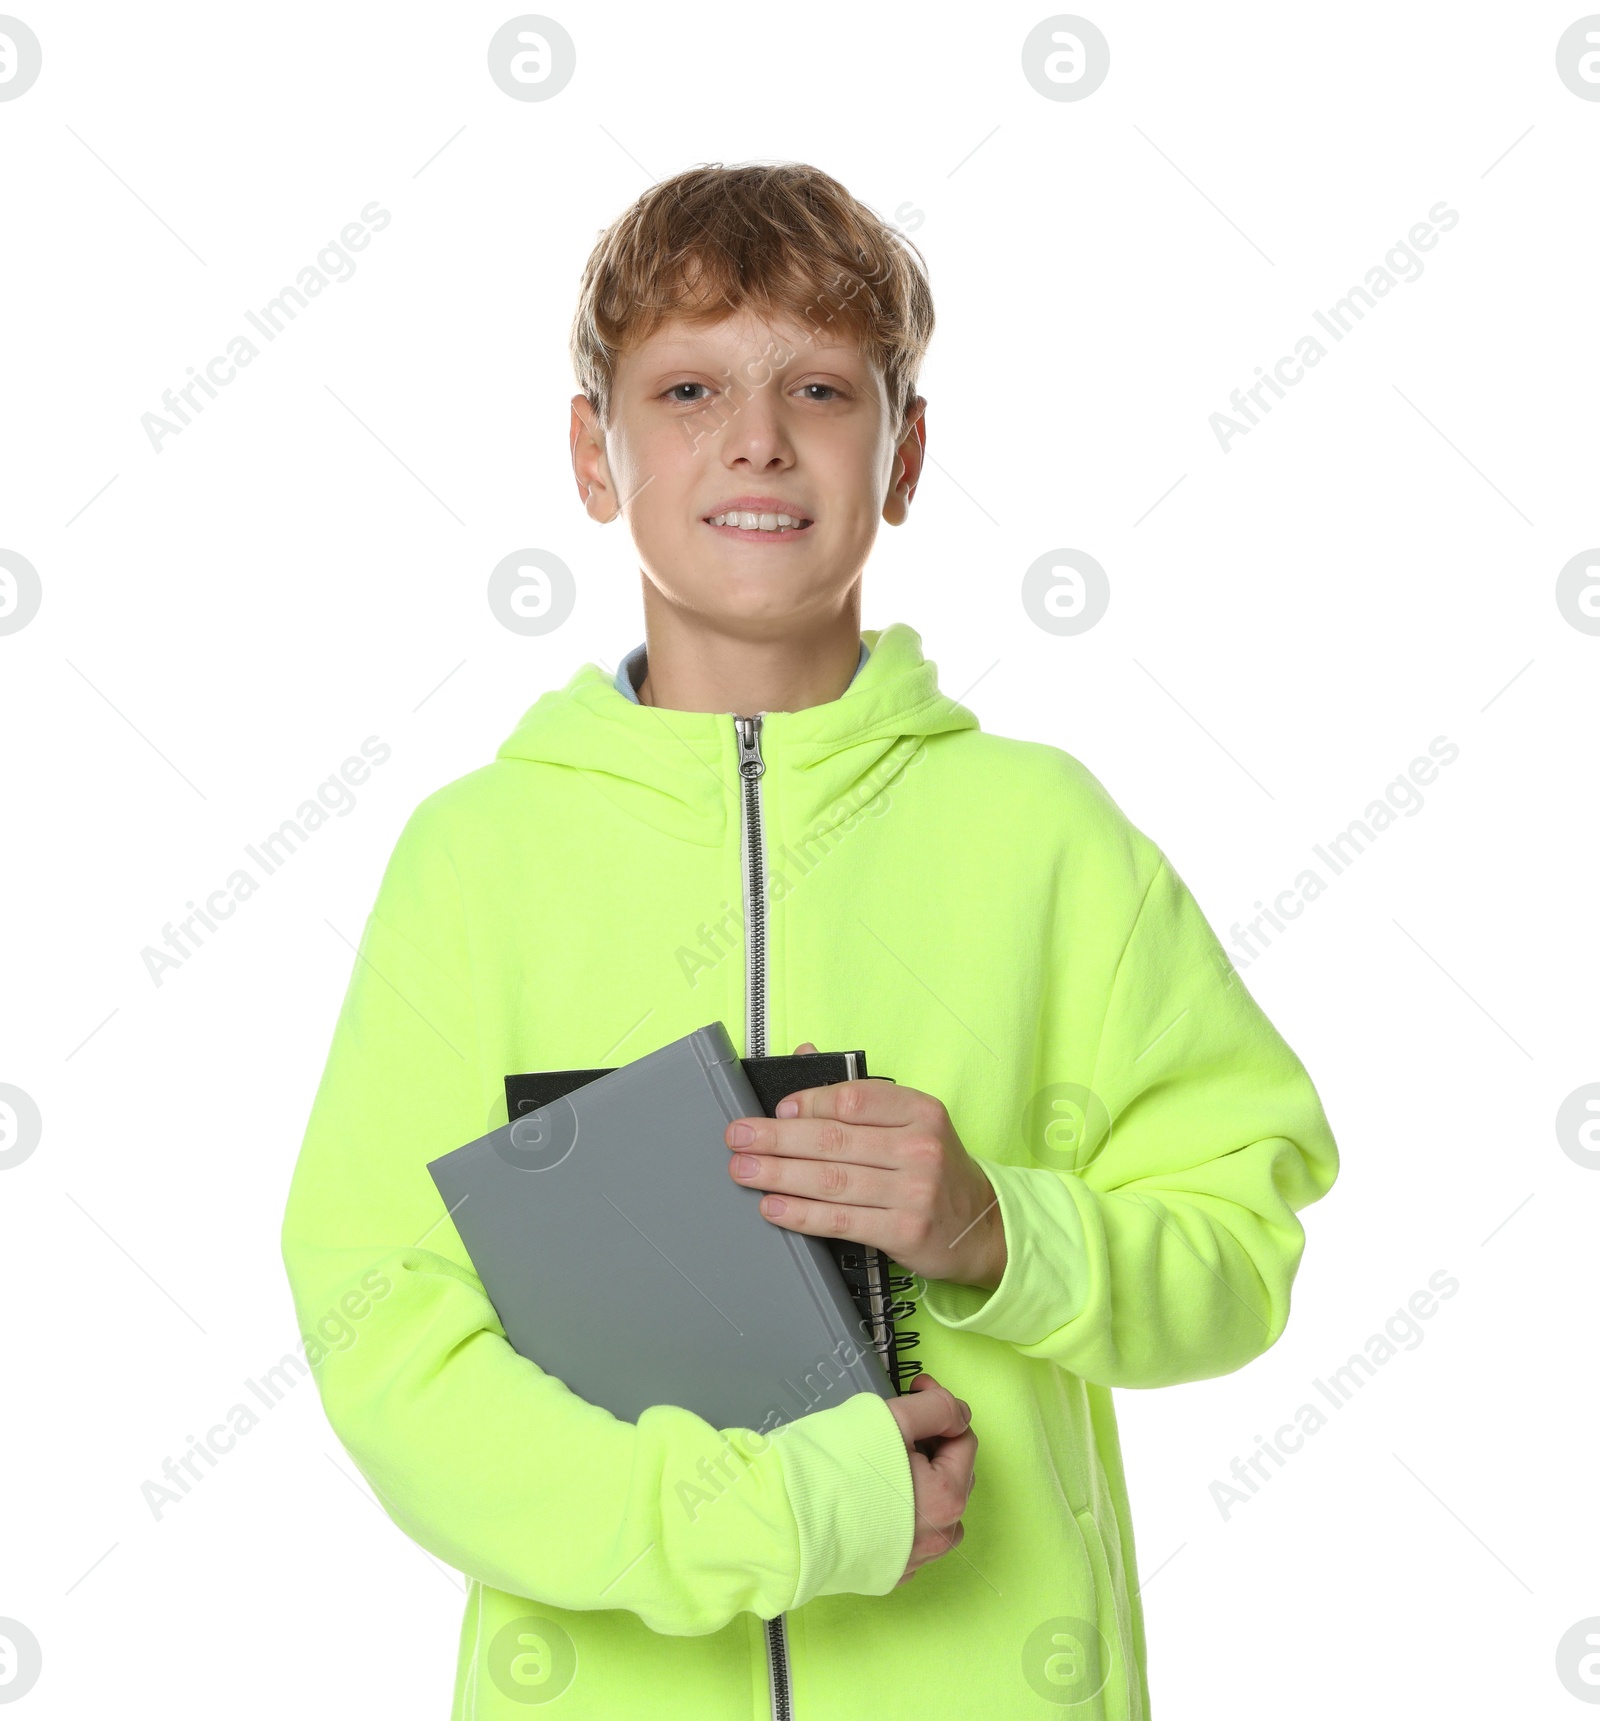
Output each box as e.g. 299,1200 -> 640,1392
280,622 -> 1338,1718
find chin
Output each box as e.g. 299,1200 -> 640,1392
644,547 -> 848,625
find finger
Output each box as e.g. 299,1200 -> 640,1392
746,1189 -> 896,1247
724,1110 -> 899,1170
926,1425 -> 978,1490
909,1510 -> 966,1564
793,1041 -> 818,1055
915,1516 -> 965,1555
908,1370 -> 958,1409
771,1076 -> 937,1129
897,1380 -> 970,1444
898,1375 -> 950,1458
919,1428 -> 978,1523
728,1150 -> 897,1213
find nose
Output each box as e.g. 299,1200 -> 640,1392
714,379 -> 796,471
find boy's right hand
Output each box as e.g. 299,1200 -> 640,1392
885,1371 -> 976,1585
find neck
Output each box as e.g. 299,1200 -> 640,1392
634,589 -> 863,715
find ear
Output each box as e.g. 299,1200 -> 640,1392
570,393 -> 619,523
882,396 -> 927,526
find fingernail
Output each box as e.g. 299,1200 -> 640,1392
728,1122 -> 754,1144
733,1154 -> 759,1177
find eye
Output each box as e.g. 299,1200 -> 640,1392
798,383 -> 842,402
662,382 -> 711,404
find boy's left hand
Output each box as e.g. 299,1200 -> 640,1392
724,1041 -> 1008,1291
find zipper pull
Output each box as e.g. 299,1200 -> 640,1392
735,714 -> 765,780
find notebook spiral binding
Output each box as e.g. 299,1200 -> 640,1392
832,1242 -> 924,1393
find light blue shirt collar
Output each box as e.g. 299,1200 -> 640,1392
614,638 -> 869,703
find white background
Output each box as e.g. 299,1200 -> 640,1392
3,2 -> 1597,1715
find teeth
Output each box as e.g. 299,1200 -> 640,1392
708,512 -> 806,531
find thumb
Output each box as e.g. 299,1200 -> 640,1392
794,1041 -> 818,1055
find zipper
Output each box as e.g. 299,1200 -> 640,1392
735,712 -> 793,1721
735,715 -> 770,1063
763,1612 -> 792,1721
738,725 -> 898,1387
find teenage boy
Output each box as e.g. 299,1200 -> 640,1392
281,161 -> 1339,1720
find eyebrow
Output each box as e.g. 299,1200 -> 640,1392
638,342 -> 864,373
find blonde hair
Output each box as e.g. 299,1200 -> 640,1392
570,161 -> 935,437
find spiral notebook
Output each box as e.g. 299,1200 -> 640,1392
427,1021 -> 921,1430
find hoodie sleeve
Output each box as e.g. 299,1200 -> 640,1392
919,850 -> 1339,1389
280,803 -> 914,1635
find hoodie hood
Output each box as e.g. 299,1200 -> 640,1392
494,622 -> 980,844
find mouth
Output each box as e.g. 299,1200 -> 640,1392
701,508 -> 815,542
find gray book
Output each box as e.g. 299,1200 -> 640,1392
427,1020 -> 897,1430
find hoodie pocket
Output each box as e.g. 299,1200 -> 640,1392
1066,1506 -> 1141,1721
1019,1507 -> 1135,1718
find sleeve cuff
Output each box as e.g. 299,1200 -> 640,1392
920,1159 -> 1090,1346
767,1389 -> 913,1607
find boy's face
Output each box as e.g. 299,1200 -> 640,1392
570,306 -> 925,633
